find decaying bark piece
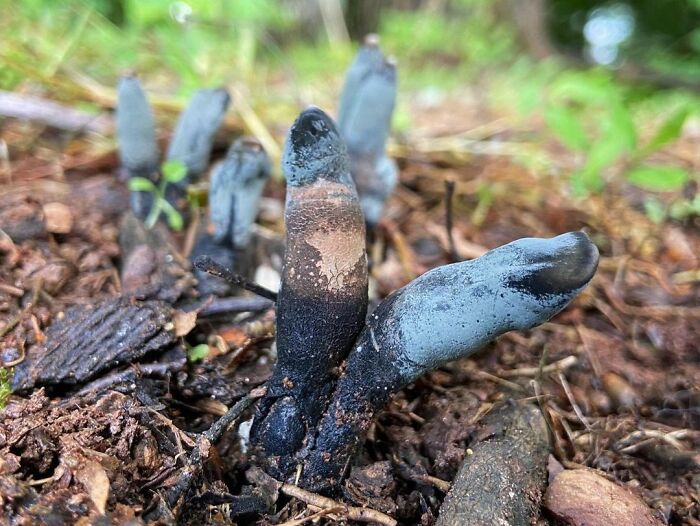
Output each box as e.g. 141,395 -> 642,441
119,213 -> 195,302
436,402 -> 551,526
300,232 -> 598,492
250,107 -> 368,476
12,296 -> 176,391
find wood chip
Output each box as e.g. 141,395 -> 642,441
544,468 -> 663,526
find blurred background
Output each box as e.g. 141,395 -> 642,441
1,0 -> 699,206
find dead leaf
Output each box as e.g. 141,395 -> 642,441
75,459 -> 110,515
173,310 -> 197,337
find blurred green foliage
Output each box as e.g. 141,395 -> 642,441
0,0 -> 697,216
539,69 -> 695,195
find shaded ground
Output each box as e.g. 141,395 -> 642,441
0,95 -> 698,525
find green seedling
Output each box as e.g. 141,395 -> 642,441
128,160 -> 187,231
187,343 -> 211,363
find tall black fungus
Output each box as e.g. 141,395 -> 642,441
338,35 -> 398,227
191,137 -> 271,295
299,232 -> 599,492
116,75 -> 160,218
250,108 -> 369,476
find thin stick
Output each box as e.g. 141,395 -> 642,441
499,356 -> 578,378
198,296 -> 274,317
276,506 -> 344,526
281,483 -> 397,526
558,372 -> 592,432
410,473 -> 451,493
73,360 -> 184,398
194,255 -> 278,302
444,178 -> 458,262
167,393 -> 256,509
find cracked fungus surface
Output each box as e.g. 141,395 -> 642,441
306,228 -> 366,292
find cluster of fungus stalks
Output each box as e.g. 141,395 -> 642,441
247,106 -> 600,494
113,38 -> 599,501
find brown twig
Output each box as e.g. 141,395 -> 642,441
194,255 -> 278,302
411,473 -> 451,493
444,178 -> 459,262
198,296 -> 274,317
280,483 -> 397,526
276,506 -> 344,526
558,372 -> 592,432
166,393 -> 257,509
499,356 -> 578,378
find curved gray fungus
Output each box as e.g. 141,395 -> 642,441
378,231 -> 599,381
282,106 -> 351,187
300,231 -> 599,491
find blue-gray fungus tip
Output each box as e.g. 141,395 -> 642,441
282,107 -> 350,187
338,41 -> 398,229
337,36 -> 385,131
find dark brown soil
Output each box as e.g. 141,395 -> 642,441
0,104 -> 698,525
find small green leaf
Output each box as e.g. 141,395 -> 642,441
570,168 -> 603,197
162,160 -> 188,183
161,200 -> 184,231
128,177 -> 157,192
188,344 -> 210,363
639,108 -> 690,157
626,165 -> 689,192
545,105 -> 589,151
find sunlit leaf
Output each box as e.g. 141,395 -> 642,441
550,71 -> 618,105
607,103 -> 637,150
626,165 -> 689,191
